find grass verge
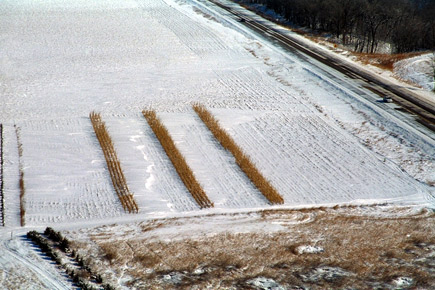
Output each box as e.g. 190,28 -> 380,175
192,104 -> 284,204
142,110 -> 213,209
90,112 -> 138,214
352,51 -> 428,71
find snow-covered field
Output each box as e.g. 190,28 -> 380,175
0,0 -> 434,288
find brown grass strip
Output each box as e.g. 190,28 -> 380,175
193,104 -> 284,205
142,110 -> 213,209
352,51 -> 428,71
90,112 -> 138,213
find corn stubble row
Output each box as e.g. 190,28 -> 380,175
90,112 -> 138,213
143,110 -> 214,209
14,125 -> 26,226
193,104 -> 284,205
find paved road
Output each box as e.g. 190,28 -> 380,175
209,0 -> 435,142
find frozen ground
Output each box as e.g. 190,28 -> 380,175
0,0 -> 434,288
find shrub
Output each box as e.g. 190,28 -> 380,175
95,274 -> 103,283
103,284 -> 116,290
60,238 -> 70,252
44,227 -> 63,242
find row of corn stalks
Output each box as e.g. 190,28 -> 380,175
193,104 -> 284,205
90,112 -> 138,213
143,110 -> 214,209
14,125 -> 27,226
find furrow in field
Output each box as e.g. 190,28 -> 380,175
159,111 -> 269,208
143,0 -> 230,57
212,109 -> 431,205
211,69 -> 310,112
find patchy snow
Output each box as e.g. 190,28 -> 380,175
295,245 -> 324,254
392,276 -> 414,288
247,277 -> 285,290
299,266 -> 353,283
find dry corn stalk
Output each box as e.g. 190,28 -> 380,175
90,112 -> 138,213
143,110 -> 213,209
193,104 -> 284,205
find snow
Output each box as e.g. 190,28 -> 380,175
0,0 -> 434,288
247,277 -> 285,290
213,109 -> 431,206
295,245 -> 324,254
392,276 -> 414,288
159,111 -> 269,208
394,53 -> 435,92
0,238 -> 70,289
299,266 -> 353,283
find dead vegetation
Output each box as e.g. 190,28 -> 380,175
89,112 -> 138,213
352,51 -> 428,71
67,206 -> 435,289
142,110 -> 213,209
14,125 -> 26,226
193,104 -> 284,205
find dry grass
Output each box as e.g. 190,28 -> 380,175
90,112 -> 138,213
192,104 -> 284,205
352,51 -> 428,71
19,171 -> 25,227
14,125 -> 25,226
67,206 -> 435,289
142,110 -> 213,209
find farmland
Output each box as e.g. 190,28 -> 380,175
90,112 -> 139,214
0,0 -> 434,288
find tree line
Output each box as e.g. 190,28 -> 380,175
241,0 -> 435,53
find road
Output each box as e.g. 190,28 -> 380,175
208,0 -> 435,142
0,239 -> 70,289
